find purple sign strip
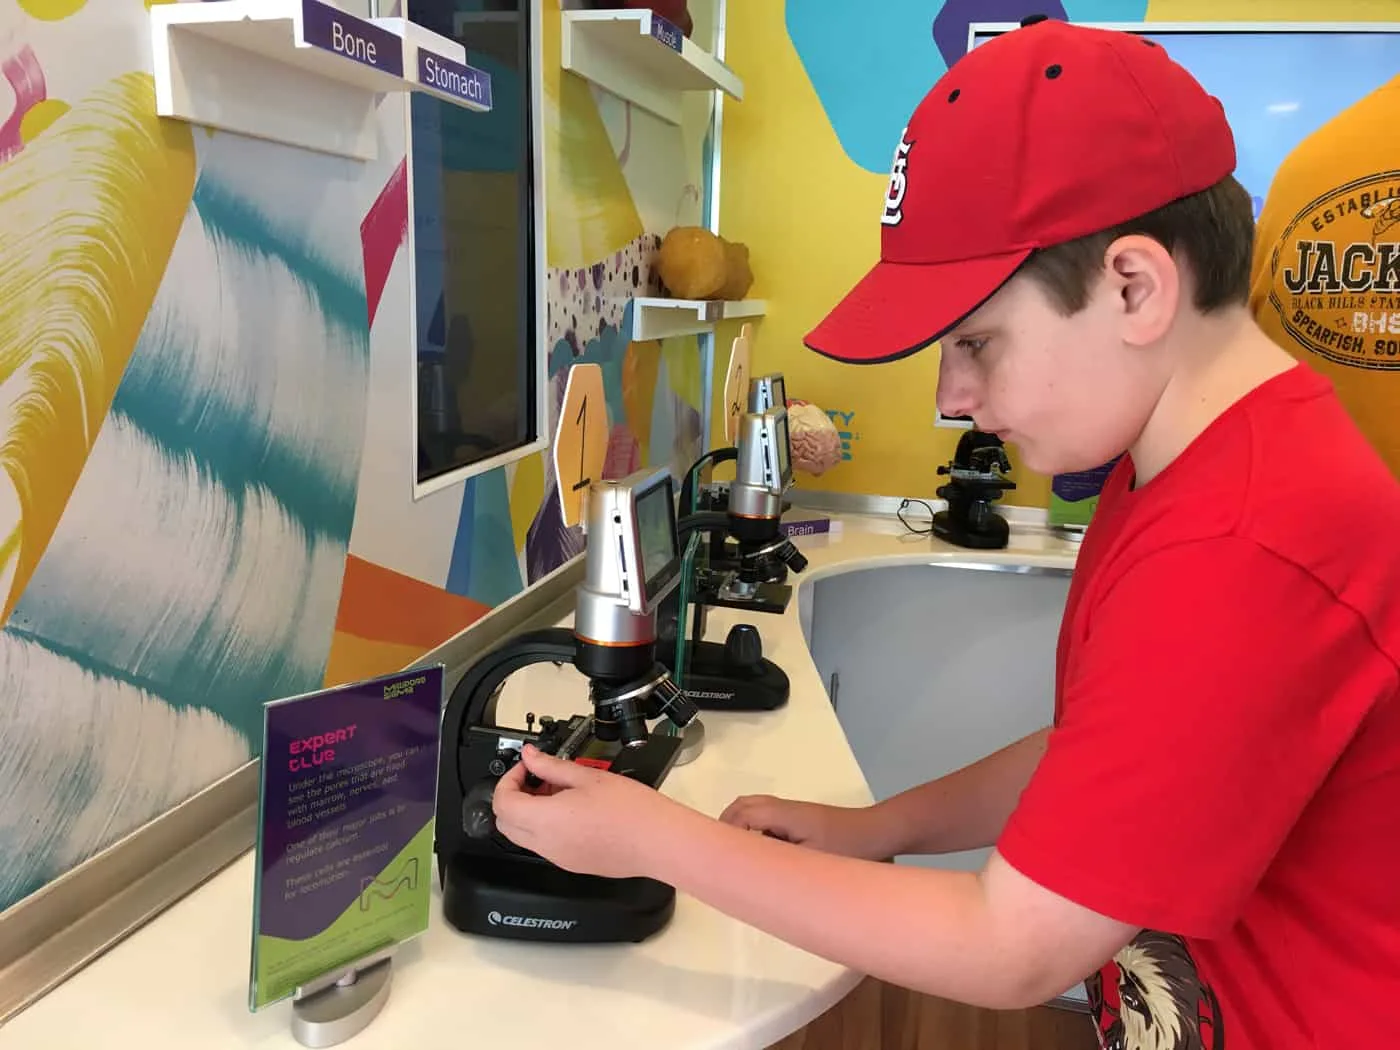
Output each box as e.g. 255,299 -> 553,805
649,13 -> 683,53
416,49 -> 493,110
301,0 -> 405,78
781,517 -> 835,538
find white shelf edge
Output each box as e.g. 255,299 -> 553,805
150,0 -> 492,162
631,297 -> 766,341
561,8 -> 743,127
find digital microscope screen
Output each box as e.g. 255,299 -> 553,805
634,480 -> 677,596
776,413 -> 791,483
771,376 -> 785,411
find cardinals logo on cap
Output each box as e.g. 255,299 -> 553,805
881,128 -> 914,227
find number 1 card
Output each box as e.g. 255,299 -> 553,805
553,363 -> 608,528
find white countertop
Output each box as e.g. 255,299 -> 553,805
0,508 -> 1080,1050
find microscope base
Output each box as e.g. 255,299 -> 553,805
441,853 -> 675,944
681,640 -> 789,711
931,510 -> 1010,550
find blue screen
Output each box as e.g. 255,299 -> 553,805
970,27 -> 1400,218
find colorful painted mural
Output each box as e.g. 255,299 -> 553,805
723,0 -> 1400,506
0,0 -> 717,912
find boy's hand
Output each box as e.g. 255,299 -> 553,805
719,795 -> 892,860
492,744 -> 679,880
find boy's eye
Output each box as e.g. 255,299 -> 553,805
954,336 -> 988,354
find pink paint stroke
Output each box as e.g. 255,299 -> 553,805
0,45 -> 47,163
359,157 -> 409,328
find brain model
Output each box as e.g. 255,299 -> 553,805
786,400 -> 844,476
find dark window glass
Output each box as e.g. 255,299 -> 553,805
410,0 -> 538,486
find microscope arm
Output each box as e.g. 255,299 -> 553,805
679,447 -> 739,515
441,626 -> 577,744
676,511 -> 732,544
436,627 -> 576,879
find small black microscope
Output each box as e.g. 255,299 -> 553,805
434,466 -> 699,944
933,430 -> 1017,550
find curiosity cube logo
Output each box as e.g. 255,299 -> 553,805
825,409 -> 857,462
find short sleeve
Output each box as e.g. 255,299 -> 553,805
997,537 -> 1392,938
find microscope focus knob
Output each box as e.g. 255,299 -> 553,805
461,781 -> 498,840
724,624 -> 764,673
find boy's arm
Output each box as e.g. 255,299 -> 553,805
633,539 -> 1380,1011
867,728 -> 1050,857
643,807 -> 1134,1011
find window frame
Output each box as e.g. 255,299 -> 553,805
405,1 -> 549,501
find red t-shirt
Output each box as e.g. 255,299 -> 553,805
998,363 -> 1400,1049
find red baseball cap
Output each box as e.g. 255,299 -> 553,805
804,17 -> 1237,365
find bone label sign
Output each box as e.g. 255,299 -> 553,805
249,665 -> 442,1011
417,49 -> 493,109
301,0 -> 404,77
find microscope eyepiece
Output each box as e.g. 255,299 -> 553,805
573,466 -> 682,650
727,408 -> 791,525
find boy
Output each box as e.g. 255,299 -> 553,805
493,18 -> 1400,1048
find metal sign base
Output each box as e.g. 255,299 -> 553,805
664,717 -> 705,767
290,948 -> 395,1048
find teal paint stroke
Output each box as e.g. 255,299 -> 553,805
446,468 -> 523,607
786,0 -> 1150,174
12,170 -> 373,747
115,181 -> 371,537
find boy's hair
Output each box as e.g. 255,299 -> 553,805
1016,174 -> 1255,316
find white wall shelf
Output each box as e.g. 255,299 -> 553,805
561,8 -> 743,126
150,0 -> 492,162
630,297 -> 765,341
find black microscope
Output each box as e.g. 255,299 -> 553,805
434,466 -> 699,944
932,429 -> 1017,550
657,403 -> 807,712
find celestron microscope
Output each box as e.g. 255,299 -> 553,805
933,429 -> 1017,550
434,466 -> 699,944
658,403 -> 807,712
677,372 -> 788,570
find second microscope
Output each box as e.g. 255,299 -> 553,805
659,405 -> 807,711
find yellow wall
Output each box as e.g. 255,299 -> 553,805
719,0 -> 1399,507
716,6 -> 965,502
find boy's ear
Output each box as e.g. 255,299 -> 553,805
1103,234 -> 1180,346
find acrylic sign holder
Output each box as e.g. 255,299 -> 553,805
289,947 -> 395,1048
249,666 -> 443,1047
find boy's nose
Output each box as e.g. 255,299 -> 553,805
936,372 -> 978,422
